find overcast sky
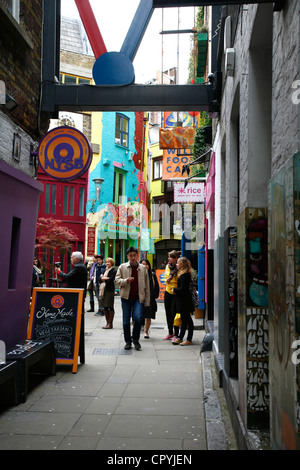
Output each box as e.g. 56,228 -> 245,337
60,0 -> 196,84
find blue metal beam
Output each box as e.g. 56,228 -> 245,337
120,0 -> 154,62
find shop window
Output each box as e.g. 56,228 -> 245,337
79,187 -> 85,217
45,183 -> 56,215
63,186 -> 75,216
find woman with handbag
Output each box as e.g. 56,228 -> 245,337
99,258 -> 117,329
172,257 -> 195,346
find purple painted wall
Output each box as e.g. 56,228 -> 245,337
0,161 -> 43,349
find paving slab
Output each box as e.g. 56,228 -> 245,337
0,296 -> 237,452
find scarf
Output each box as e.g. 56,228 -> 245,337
99,266 -> 113,299
167,262 -> 177,279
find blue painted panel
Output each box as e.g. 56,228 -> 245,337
120,0 -> 154,61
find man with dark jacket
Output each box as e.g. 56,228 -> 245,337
55,251 -> 87,364
55,251 -> 87,296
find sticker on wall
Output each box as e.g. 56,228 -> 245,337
38,126 -> 92,181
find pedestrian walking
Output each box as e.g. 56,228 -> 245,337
87,255 -> 99,312
94,255 -> 106,316
99,257 -> 117,329
163,250 -> 181,340
141,259 -> 159,339
115,247 -> 150,351
172,257 -> 194,346
55,251 -> 88,363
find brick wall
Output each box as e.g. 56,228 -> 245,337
0,0 -> 44,140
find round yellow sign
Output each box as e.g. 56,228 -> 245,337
38,126 -> 92,181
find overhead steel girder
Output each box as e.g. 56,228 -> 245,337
41,82 -> 211,112
152,0 -> 284,8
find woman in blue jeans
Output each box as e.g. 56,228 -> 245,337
172,257 -> 195,346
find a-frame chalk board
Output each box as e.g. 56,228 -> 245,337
27,288 -> 84,373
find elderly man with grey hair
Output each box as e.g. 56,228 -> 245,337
55,251 -> 87,295
55,251 -> 88,364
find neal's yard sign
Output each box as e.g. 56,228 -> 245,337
27,288 -> 84,373
38,126 -> 92,181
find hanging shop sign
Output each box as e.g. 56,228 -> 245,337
87,227 -> 96,257
174,182 -> 205,203
159,126 -> 196,149
162,148 -> 192,180
38,126 -> 92,181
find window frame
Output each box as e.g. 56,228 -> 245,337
3,0 -> 20,22
115,113 -> 129,148
59,73 -> 91,86
44,183 -> 57,215
152,157 -> 163,181
113,169 -> 126,205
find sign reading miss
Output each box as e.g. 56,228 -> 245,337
27,288 -> 84,373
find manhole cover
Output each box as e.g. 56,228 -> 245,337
92,348 -> 132,356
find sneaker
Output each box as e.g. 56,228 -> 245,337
163,334 -> 174,340
180,341 -> 193,346
171,336 -> 178,342
172,338 -> 182,344
133,341 -> 141,350
124,343 -> 132,350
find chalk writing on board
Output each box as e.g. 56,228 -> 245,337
33,306 -> 76,357
28,288 -> 84,372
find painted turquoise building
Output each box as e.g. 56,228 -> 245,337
86,110 -> 149,265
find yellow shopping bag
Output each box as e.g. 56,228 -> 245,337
174,313 -> 182,327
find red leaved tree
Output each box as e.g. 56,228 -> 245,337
35,218 -> 78,283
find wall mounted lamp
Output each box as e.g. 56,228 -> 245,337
93,177 -> 104,202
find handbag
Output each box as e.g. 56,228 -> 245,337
189,282 -> 199,309
174,313 -> 182,327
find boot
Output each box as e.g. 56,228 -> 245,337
109,310 -> 114,329
103,310 -> 114,329
102,310 -> 110,329
87,301 -> 94,312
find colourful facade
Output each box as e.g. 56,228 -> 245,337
86,111 -> 149,265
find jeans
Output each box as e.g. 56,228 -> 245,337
179,311 -> 194,342
121,298 -> 144,344
164,291 -> 179,336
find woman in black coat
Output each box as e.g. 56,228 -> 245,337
141,259 -> 159,339
98,257 -> 117,329
172,257 -> 194,346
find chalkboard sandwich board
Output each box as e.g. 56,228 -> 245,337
27,288 -> 84,373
